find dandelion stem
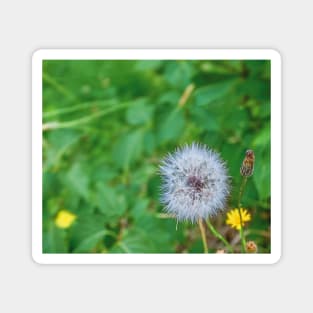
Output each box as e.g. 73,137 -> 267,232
206,219 -> 234,253
198,218 -> 209,253
238,176 -> 248,252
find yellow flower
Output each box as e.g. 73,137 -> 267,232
226,208 -> 251,230
55,210 -> 77,229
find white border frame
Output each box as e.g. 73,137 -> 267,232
32,49 -> 281,264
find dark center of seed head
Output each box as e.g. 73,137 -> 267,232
187,175 -> 204,192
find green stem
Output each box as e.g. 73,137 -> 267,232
42,101 -> 133,131
43,72 -> 76,101
43,99 -> 117,119
198,218 -> 209,253
238,176 -> 248,252
206,219 -> 233,253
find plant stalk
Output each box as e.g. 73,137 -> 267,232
42,101 -> 133,131
198,218 -> 209,253
238,176 -> 248,252
206,218 -> 234,253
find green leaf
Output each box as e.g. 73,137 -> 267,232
132,164 -> 156,185
43,172 -> 60,199
95,183 -> 127,218
90,164 -> 118,183
43,222 -> 67,253
157,109 -> 185,144
110,227 -> 162,253
131,198 -> 150,220
158,91 -> 180,105
143,131 -> 156,155
69,213 -> 110,252
252,122 -> 270,147
73,230 -> 109,253
125,99 -> 154,125
222,106 -> 249,133
66,163 -> 89,200
164,61 -> 194,88
190,106 -> 219,132
236,78 -> 270,101
112,129 -> 144,170
135,60 -> 163,71
260,101 -> 271,118
147,175 -> 161,202
253,147 -> 271,200
245,60 -> 269,78
134,215 -> 175,252
194,80 -> 236,106
44,129 -> 81,169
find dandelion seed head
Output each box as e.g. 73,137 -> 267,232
159,143 -> 230,222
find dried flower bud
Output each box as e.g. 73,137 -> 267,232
246,240 -> 258,253
240,150 -> 255,177
216,249 -> 226,254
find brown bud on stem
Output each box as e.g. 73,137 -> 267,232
240,150 -> 255,177
246,240 -> 258,253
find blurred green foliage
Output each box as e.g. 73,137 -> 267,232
43,59 -> 271,253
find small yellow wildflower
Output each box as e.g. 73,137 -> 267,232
226,208 -> 251,230
55,210 -> 77,229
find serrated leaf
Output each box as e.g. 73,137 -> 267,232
110,229 -> 155,253
95,183 -> 127,218
157,109 -> 185,144
66,163 -> 89,200
69,213 -> 109,252
125,99 -> 154,125
194,80 -> 236,106
44,129 -> 81,169
164,61 -> 194,88
73,230 -> 109,253
134,215 -> 174,252
112,129 -> 144,170
131,198 -> 150,220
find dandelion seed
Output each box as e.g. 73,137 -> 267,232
159,143 -> 230,223
226,208 -> 251,230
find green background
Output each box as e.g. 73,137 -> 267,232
42,59 -> 270,253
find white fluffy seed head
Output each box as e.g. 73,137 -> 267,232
159,143 -> 230,223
